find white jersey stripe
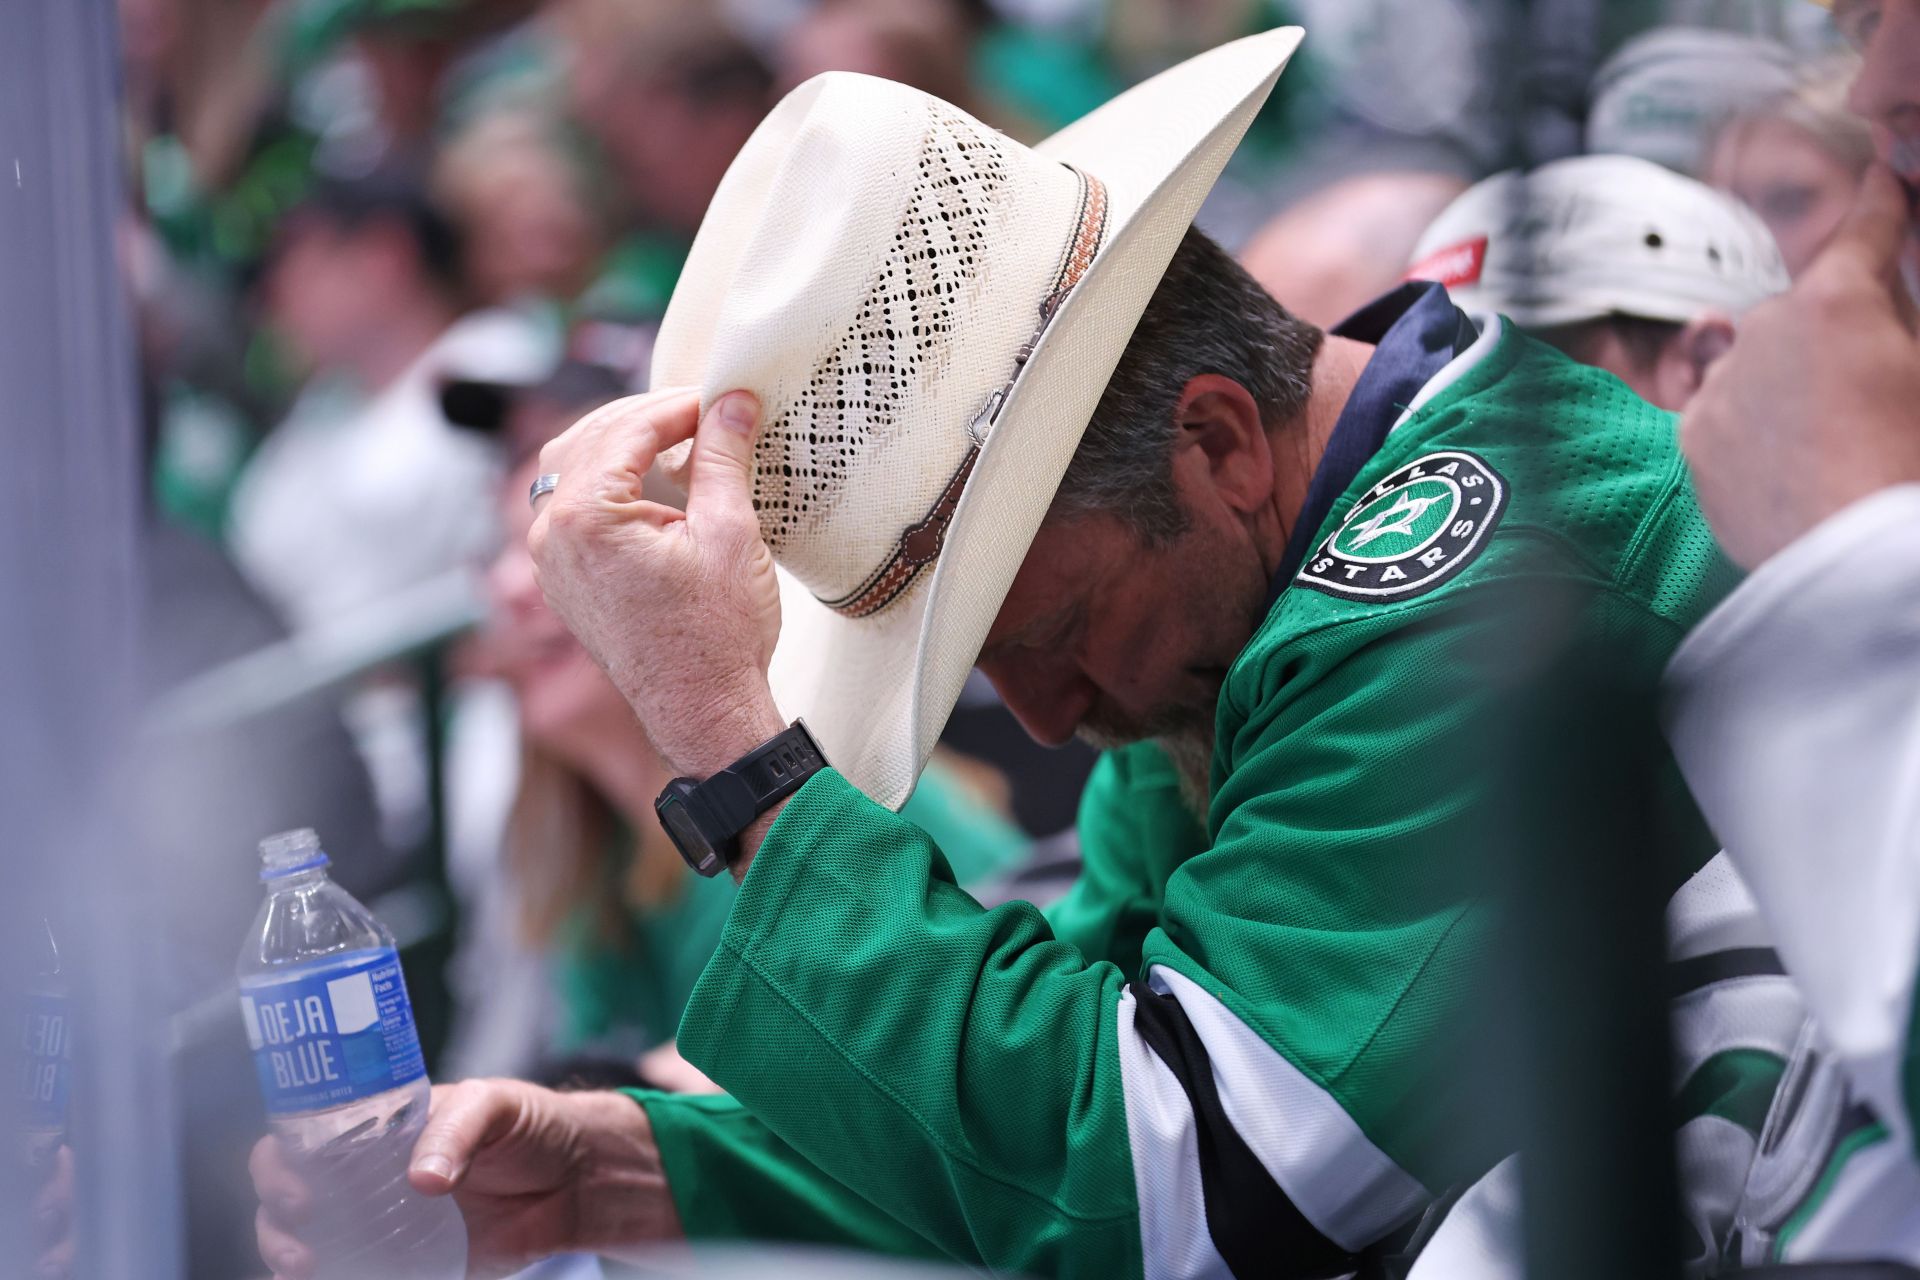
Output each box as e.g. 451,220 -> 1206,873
1665,851 -> 1775,961
1115,986 -> 1232,1280
1406,1156 -> 1524,1280
1147,965 -> 1431,1253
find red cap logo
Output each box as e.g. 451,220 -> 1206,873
1404,236 -> 1489,290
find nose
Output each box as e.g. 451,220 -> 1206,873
982,659 -> 1097,749
488,541 -> 544,620
1847,1 -> 1920,148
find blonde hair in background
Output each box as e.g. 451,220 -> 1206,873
504,745 -> 685,949
432,109 -> 609,304
1715,53 -> 1875,177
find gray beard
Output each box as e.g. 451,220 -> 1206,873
1077,715 -> 1216,827
1155,727 -> 1216,827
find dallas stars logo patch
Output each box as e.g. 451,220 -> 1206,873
1298,450 -> 1507,601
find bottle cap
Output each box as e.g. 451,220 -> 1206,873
258,828 -> 331,881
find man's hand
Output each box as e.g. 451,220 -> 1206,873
32,1144 -> 74,1279
251,1081 -> 681,1280
528,387 -> 786,781
1681,165 -> 1920,569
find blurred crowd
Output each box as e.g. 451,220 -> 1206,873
109,0 -> 1909,1276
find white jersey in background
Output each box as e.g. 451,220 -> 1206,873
1666,485 -> 1920,1267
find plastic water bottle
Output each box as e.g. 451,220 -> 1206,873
18,917 -> 70,1168
237,828 -> 467,1280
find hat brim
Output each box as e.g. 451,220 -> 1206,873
765,27 -> 1303,810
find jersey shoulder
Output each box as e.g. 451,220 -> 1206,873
1270,322 -> 1735,643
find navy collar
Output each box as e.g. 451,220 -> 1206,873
1266,282 -> 1477,608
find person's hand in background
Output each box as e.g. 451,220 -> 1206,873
251,1080 -> 682,1280
32,1144 -> 74,1279
1682,166 -> 1920,569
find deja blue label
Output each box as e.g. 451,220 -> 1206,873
17,992 -> 71,1132
238,948 -> 426,1115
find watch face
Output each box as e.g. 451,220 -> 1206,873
657,790 -> 725,877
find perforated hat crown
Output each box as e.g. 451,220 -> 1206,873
653,30 -> 1303,808
658,75 -> 1101,616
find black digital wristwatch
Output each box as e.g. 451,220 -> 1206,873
654,720 -> 829,877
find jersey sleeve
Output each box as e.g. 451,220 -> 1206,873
1046,742 -> 1209,978
631,1089 -> 949,1259
1665,484 -> 1920,1156
675,770 -> 1146,1278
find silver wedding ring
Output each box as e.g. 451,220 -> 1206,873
528,473 -> 561,509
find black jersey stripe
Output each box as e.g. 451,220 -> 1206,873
1127,980 -> 1360,1279
1668,947 -> 1787,1000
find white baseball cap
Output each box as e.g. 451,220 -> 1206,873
1586,28 -> 1798,177
1404,153 -> 1790,329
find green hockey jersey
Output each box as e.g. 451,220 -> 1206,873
641,297 -> 1739,1278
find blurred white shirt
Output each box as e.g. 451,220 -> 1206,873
227,308 -> 546,632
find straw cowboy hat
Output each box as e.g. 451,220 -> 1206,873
651,28 -> 1304,810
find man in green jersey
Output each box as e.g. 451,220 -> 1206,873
257,31 -> 1735,1280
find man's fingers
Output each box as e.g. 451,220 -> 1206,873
31,1145 -> 72,1249
408,1081 -> 523,1196
34,1233 -> 74,1280
1822,166 -> 1918,300
256,1204 -> 316,1280
574,388 -> 702,504
528,389 -> 703,577
538,386 -> 699,497
684,391 -> 762,533
247,1136 -> 311,1224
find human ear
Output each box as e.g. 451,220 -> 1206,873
1661,313 -> 1736,410
1171,373 -> 1273,513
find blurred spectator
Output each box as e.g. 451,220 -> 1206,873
221,166 -> 553,858
1705,54 -> 1875,275
482,452 -> 738,1070
1406,154 -> 1789,410
1280,0 -> 1510,180
1235,0 -> 1522,320
224,166 -> 549,632
337,3 -> 469,169
1586,27 -> 1797,176
551,0 -> 772,276
1240,171 -> 1471,327
433,109 -> 606,306
120,0 -> 284,193
775,0 -> 986,114
1663,0 -> 1920,1265
289,0 -> 544,173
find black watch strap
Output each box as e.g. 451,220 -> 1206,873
701,720 -> 828,835
656,721 -> 829,876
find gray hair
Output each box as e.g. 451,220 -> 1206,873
1050,226 -> 1325,544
